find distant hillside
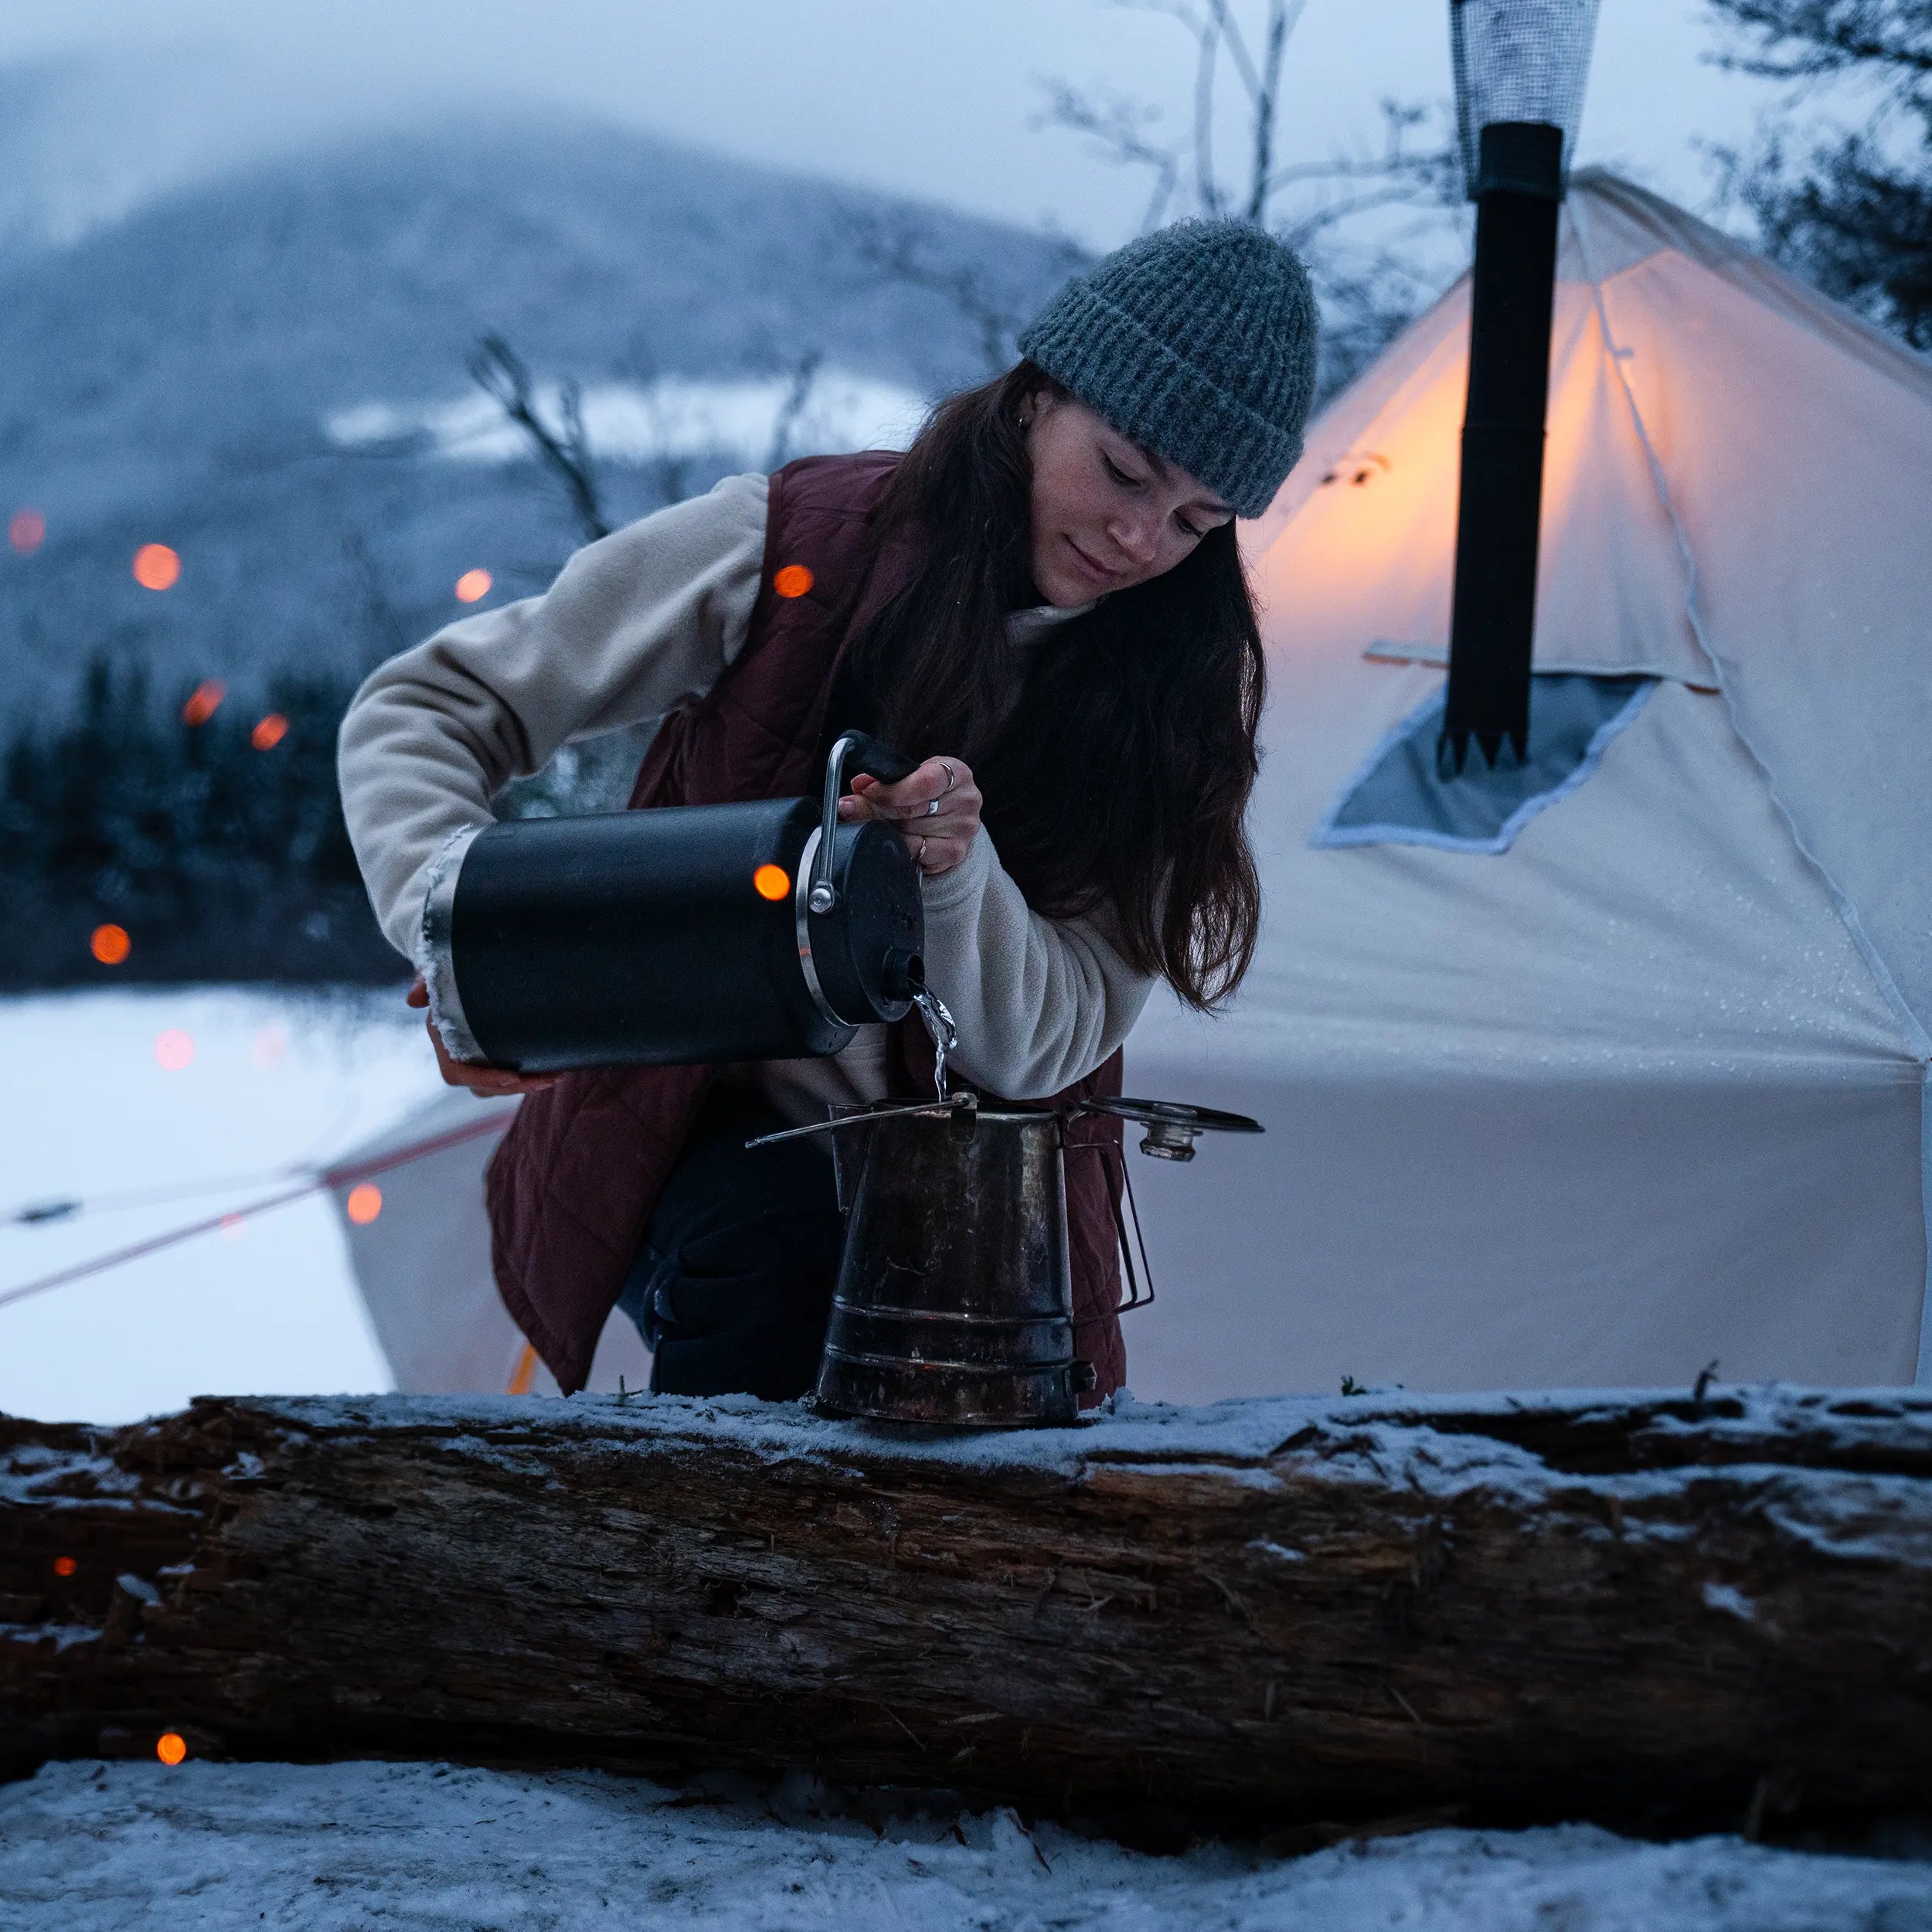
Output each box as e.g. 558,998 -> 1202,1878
0,101 -> 1082,988
0,109 -> 1083,726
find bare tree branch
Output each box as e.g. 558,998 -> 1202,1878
1207,0 -> 1265,107
1260,100 -> 1457,203
467,333 -> 611,545
1244,0 -> 1301,221
763,349 -> 825,471
611,334 -> 708,507
1195,2 -> 1229,215
1039,2 -> 1454,240
1033,83 -> 1184,230
842,206 -> 1085,376
1704,1 -> 1932,349
1277,182 -> 1445,250
1706,0 -> 1932,89
340,528 -> 407,665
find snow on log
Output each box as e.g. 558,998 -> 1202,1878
4,1386 -> 1930,1832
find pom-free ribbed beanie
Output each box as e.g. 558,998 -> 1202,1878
1017,219 -> 1319,520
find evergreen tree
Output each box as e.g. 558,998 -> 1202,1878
0,661 -> 396,988
1711,0 -> 1932,348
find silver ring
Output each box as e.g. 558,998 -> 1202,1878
924,798 -> 940,817
917,835 -> 928,866
940,760 -> 957,794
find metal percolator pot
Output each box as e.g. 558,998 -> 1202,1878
752,1094 -> 1263,1427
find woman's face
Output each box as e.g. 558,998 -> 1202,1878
1023,389 -> 1236,607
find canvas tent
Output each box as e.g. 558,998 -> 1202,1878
329,1090 -> 648,1397
335,171 -> 1931,1401
1123,169 -> 1932,1400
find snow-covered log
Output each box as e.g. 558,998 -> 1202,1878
4,1386 -> 1930,1833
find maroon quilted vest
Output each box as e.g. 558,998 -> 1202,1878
484,453 -> 1128,1397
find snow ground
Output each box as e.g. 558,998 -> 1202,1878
0,988 -> 446,1424
3,1759 -> 1928,1932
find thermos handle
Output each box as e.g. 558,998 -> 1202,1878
808,731 -> 920,913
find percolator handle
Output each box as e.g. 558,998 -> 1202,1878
809,732 -> 919,913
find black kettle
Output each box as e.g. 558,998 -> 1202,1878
420,733 -> 925,1072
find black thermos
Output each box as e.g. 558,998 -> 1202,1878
420,733 -> 925,1072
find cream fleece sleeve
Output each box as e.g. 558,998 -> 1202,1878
917,830 -> 1156,1099
337,473 -> 768,957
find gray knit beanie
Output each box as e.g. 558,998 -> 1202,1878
1017,219 -> 1319,521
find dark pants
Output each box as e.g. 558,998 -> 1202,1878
616,1087 -> 845,1401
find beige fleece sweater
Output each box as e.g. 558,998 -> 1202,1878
335,473 -> 1155,1122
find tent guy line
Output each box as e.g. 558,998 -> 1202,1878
0,1114 -> 511,1315
7,1165 -> 328,1227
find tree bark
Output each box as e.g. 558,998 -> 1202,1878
5,1385 -> 1930,1834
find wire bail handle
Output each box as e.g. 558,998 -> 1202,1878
809,731 -> 918,914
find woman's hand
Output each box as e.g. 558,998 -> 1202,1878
406,976 -> 559,1097
838,756 -> 982,876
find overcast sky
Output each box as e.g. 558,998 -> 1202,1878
3,2 -> 1784,247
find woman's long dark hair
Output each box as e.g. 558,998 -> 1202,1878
842,362 -> 1264,1010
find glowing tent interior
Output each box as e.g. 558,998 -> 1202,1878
332,171 -> 1932,1401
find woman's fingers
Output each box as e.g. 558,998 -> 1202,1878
841,757 -> 981,875
412,974 -> 557,1095
848,759 -> 961,819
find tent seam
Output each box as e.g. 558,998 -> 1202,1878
1566,201 -> 1931,1060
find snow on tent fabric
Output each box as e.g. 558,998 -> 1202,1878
330,174 -> 1931,1401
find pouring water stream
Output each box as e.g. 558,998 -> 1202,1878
910,982 -> 957,1101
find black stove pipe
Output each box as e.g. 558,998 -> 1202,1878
1440,120 -> 1565,775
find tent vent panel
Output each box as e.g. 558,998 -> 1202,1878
1312,672 -> 1654,855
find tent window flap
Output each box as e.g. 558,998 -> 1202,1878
1312,672 -> 1655,855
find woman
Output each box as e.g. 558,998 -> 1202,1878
338,219 -> 1318,1401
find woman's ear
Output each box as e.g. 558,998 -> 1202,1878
1020,385 -> 1060,435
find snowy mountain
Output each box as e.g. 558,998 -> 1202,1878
0,97 -> 1082,726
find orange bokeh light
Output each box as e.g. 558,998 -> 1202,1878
53,1556 -> 77,1578
752,863 -> 791,901
9,508 -> 46,555
454,568 -> 492,603
133,543 -> 181,591
156,1733 -> 188,1766
90,923 -> 131,966
345,1183 -> 383,1225
250,713 -> 289,750
181,680 -> 226,727
772,563 -> 814,599
155,1028 -> 194,1072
